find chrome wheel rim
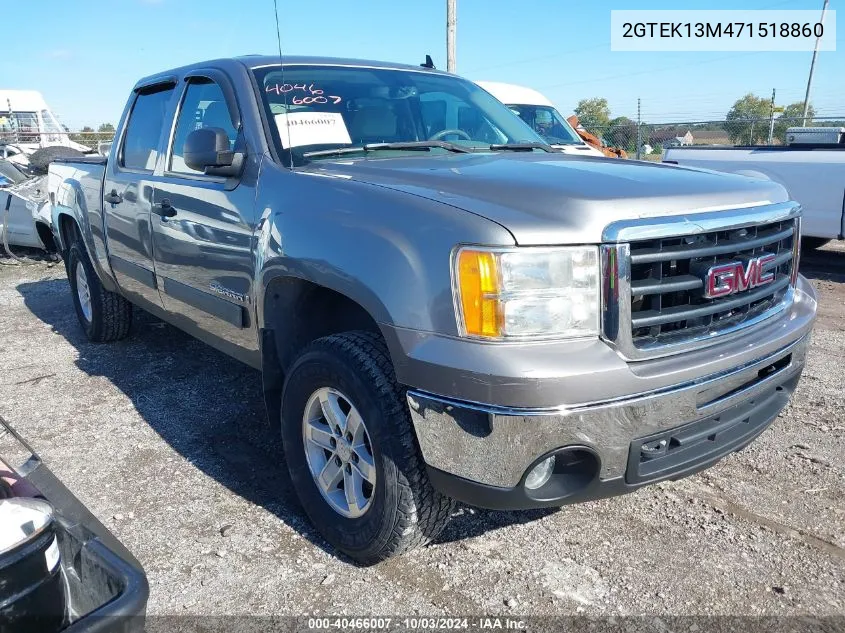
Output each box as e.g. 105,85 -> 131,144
75,261 -> 92,322
302,387 -> 376,518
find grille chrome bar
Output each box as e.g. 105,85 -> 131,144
631,274 -> 703,296
601,202 -> 802,361
629,225 -> 795,265
602,201 -> 801,242
631,276 -> 790,329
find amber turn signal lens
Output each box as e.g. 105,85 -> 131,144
457,249 -> 501,337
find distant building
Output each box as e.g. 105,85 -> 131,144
690,130 -> 731,145
665,130 -> 694,147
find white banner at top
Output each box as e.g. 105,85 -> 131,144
611,10 -> 836,52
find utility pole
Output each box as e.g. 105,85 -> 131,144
802,0 -> 829,126
636,98 -> 641,160
767,88 -> 776,145
447,0 -> 457,73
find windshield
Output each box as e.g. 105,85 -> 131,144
253,65 -> 546,160
505,104 -> 581,145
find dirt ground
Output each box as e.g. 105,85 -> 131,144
0,243 -> 843,618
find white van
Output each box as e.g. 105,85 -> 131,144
0,90 -> 89,163
476,81 -> 603,156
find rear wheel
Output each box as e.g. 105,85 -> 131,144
67,241 -> 132,342
281,331 -> 454,564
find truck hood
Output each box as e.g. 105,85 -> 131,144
301,153 -> 789,244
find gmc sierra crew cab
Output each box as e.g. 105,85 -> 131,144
48,56 -> 817,564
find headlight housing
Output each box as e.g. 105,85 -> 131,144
452,246 -> 600,340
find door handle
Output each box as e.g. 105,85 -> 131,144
153,198 -> 177,218
104,189 -> 122,205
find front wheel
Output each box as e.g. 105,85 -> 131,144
281,331 -> 454,564
66,241 -> 132,342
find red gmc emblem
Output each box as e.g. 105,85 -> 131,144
703,254 -> 776,299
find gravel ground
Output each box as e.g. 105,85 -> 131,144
0,244 -> 843,618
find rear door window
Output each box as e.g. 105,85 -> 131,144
120,86 -> 174,171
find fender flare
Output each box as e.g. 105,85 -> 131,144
52,178 -> 118,292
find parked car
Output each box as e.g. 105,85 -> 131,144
0,415 -> 148,632
475,81 -> 604,156
663,127 -> 845,249
48,55 -> 816,564
2,175 -> 56,252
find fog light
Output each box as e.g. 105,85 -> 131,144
524,456 -> 555,490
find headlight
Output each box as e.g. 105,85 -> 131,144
452,246 -> 600,340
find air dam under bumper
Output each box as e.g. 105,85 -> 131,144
407,334 -> 810,510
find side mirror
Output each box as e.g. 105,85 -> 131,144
183,127 -> 244,177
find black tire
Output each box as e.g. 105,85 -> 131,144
801,237 -> 830,251
281,331 -> 454,564
66,240 -> 132,342
27,146 -> 85,175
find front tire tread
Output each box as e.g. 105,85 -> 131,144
283,331 -> 454,563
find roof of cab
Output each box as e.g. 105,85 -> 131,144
133,55 -> 448,91
0,90 -> 50,111
475,81 -> 554,108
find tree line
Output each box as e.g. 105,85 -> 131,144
571,95 -> 841,150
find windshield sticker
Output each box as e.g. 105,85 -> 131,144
265,83 -> 342,105
274,111 -> 351,149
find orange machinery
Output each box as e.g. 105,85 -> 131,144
567,115 -> 628,158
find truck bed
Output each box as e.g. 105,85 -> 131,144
663,146 -> 845,240
48,159 -> 106,225
665,144 -> 845,152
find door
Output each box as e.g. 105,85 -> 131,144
150,76 -> 259,355
104,83 -> 175,309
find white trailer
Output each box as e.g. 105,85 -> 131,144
664,129 -> 845,247
0,90 -> 90,166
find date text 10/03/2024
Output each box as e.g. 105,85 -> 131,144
306,617 -> 528,630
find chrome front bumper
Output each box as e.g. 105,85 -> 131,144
407,325 -> 812,492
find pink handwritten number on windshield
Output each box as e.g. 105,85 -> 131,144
265,83 -> 342,105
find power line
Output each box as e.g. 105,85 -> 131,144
461,42 -> 608,74
536,51 -> 767,91
466,0 -> 793,76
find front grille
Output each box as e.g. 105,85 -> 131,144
627,218 -> 797,349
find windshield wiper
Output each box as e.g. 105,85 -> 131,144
489,142 -> 553,153
303,140 -> 472,158
367,141 -> 472,153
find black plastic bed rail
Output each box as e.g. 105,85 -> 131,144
0,415 -> 149,633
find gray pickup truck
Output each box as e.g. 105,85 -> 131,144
48,55 -> 817,564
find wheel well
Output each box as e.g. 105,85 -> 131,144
58,214 -> 81,255
265,278 -> 382,372
35,222 -> 57,253
260,278 -> 383,433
